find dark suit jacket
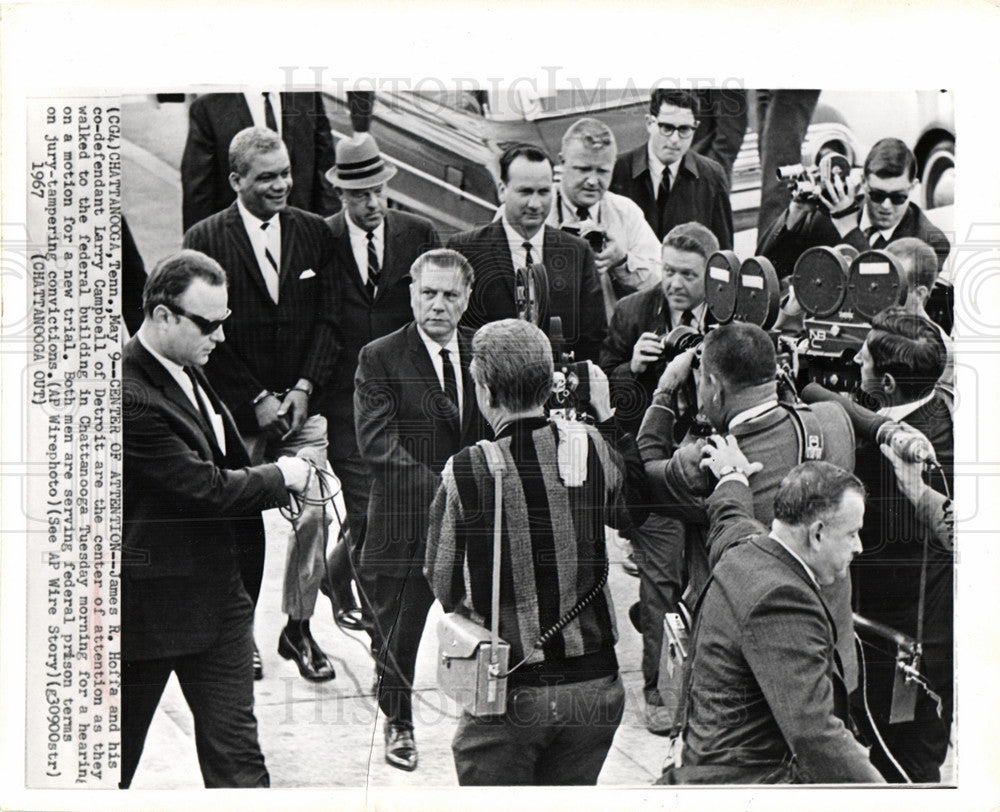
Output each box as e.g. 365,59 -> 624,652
354,323 -> 486,577
852,393 -> 954,701
447,221 -> 607,362
320,210 -> 441,459
638,398 -> 859,690
123,337 -> 287,661
757,201 -> 952,281
181,92 -> 338,231
678,480 -> 882,784
183,202 -> 340,434
610,147 -> 733,248
599,285 -> 715,435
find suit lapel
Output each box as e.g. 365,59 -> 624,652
380,212 -> 409,292
224,204 -> 274,304
130,340 -> 223,460
407,324 -> 462,437
457,328 -> 477,439
331,213 -> 369,299
488,220 -> 516,275
278,208 -> 297,292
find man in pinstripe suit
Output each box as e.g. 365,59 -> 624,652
183,126 -> 341,683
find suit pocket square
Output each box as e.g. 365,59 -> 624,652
298,268 -> 317,280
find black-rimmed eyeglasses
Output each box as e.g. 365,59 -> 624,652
655,122 -> 698,139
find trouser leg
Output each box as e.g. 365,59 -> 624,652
120,657 -> 173,788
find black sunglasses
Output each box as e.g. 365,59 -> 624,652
655,122 -> 699,139
165,302 -> 231,334
867,189 -> 910,206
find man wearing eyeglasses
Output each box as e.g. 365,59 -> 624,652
610,89 -> 734,250
757,138 -> 951,281
184,126 -> 341,684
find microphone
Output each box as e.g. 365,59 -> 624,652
800,383 -> 937,463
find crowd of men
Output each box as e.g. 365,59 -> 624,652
121,88 -> 955,787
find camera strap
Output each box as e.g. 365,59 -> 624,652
476,439 -> 507,687
781,402 -> 825,463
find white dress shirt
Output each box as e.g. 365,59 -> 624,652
501,214 -> 544,270
237,199 -> 281,303
647,145 -> 683,201
244,90 -> 283,137
345,213 -> 385,286
416,326 -> 463,422
138,333 -> 226,454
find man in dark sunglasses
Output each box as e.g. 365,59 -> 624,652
758,137 -> 951,282
610,88 -> 734,250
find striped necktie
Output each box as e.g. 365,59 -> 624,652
259,221 -> 280,303
366,231 -> 381,297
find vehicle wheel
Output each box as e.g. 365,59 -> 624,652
922,139 -> 955,209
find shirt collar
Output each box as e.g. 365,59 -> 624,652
668,300 -> 707,329
501,213 -> 544,256
647,146 -> 683,183
236,198 -> 278,232
345,211 -> 384,240
137,331 -> 188,381
878,391 -> 935,421
858,206 -> 900,242
558,187 -> 600,222
768,531 -> 820,587
416,323 -> 460,358
728,399 -> 780,429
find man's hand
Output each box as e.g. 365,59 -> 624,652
817,152 -> 862,218
275,455 -> 311,493
630,331 -> 665,374
277,388 -> 309,439
254,393 -> 290,437
587,361 -> 615,423
655,347 -> 697,395
594,233 -> 627,273
880,443 -> 930,508
699,434 -> 763,480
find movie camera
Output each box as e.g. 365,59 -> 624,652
560,222 -> 608,254
777,153 -> 862,206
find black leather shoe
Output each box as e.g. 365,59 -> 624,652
384,721 -> 418,771
628,600 -> 643,634
320,577 -> 366,632
252,641 -> 263,681
278,628 -> 336,682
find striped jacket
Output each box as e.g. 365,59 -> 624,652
425,416 -> 634,683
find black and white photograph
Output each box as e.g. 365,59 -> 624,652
2,3 -> 999,810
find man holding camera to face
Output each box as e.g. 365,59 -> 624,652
757,138 -> 951,281
598,222 -> 717,729
547,118 -> 662,308
637,323 -> 860,692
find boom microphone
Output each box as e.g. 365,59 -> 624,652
800,383 -> 937,463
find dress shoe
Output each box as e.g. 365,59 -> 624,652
622,552 -> 640,578
320,577 -> 366,632
252,641 -> 263,681
628,600 -> 643,634
278,628 -> 336,682
384,720 -> 418,771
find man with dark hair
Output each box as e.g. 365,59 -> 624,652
181,91 -> 338,231
354,248 -> 487,772
426,319 -> 646,785
638,322 -> 860,691
758,137 -> 951,279
658,438 -> 883,784
598,221 -> 718,729
183,126 -> 341,683
122,250 -> 311,787
610,89 -> 733,248
886,238 -> 955,405
448,144 -> 607,362
319,133 -> 442,634
850,306 -> 953,783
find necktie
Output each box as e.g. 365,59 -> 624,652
262,92 -> 278,132
439,348 -> 459,418
656,169 -> 672,230
184,367 -> 215,432
680,309 -> 694,327
259,221 -> 280,303
517,242 -> 535,322
366,231 -> 381,297
576,205 -> 590,222
869,229 -> 888,250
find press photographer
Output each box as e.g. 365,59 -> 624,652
424,319 -> 647,785
756,138 -> 951,282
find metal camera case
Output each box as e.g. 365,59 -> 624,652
437,613 -> 511,717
